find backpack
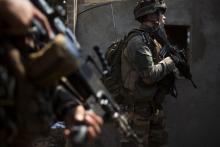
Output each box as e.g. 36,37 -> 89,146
104,29 -> 146,103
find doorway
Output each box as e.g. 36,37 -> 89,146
165,25 -> 191,61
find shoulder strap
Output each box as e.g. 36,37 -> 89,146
122,29 -> 157,70
132,29 -> 158,59
126,29 -> 151,44
116,29 -> 144,59
121,29 -> 144,72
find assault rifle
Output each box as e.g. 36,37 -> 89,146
154,26 -> 197,89
30,0 -> 142,144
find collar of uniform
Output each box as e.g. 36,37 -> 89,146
139,24 -> 156,33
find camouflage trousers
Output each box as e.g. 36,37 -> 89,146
120,105 -> 168,147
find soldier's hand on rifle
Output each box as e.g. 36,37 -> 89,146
170,54 -> 191,78
170,54 -> 182,65
64,105 -> 103,141
0,0 -> 52,37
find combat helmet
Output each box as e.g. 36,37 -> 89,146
134,0 -> 167,21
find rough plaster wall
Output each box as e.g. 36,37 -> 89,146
167,0 -> 220,147
76,0 -> 138,51
75,0 -> 220,146
66,0 -> 74,30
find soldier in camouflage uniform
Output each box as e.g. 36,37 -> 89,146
0,0 -> 103,147
120,0 -> 179,147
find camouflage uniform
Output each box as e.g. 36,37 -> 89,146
120,23 -> 175,146
0,1 -> 80,146
119,0 -> 176,146
0,37 -> 78,147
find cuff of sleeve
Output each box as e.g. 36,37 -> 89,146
56,102 -> 78,121
159,57 -> 176,73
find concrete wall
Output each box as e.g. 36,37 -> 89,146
167,0 -> 220,147
74,0 -> 220,146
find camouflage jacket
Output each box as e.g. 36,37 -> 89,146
0,44 -> 78,147
121,24 -> 175,103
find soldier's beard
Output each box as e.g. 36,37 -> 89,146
153,21 -> 160,28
